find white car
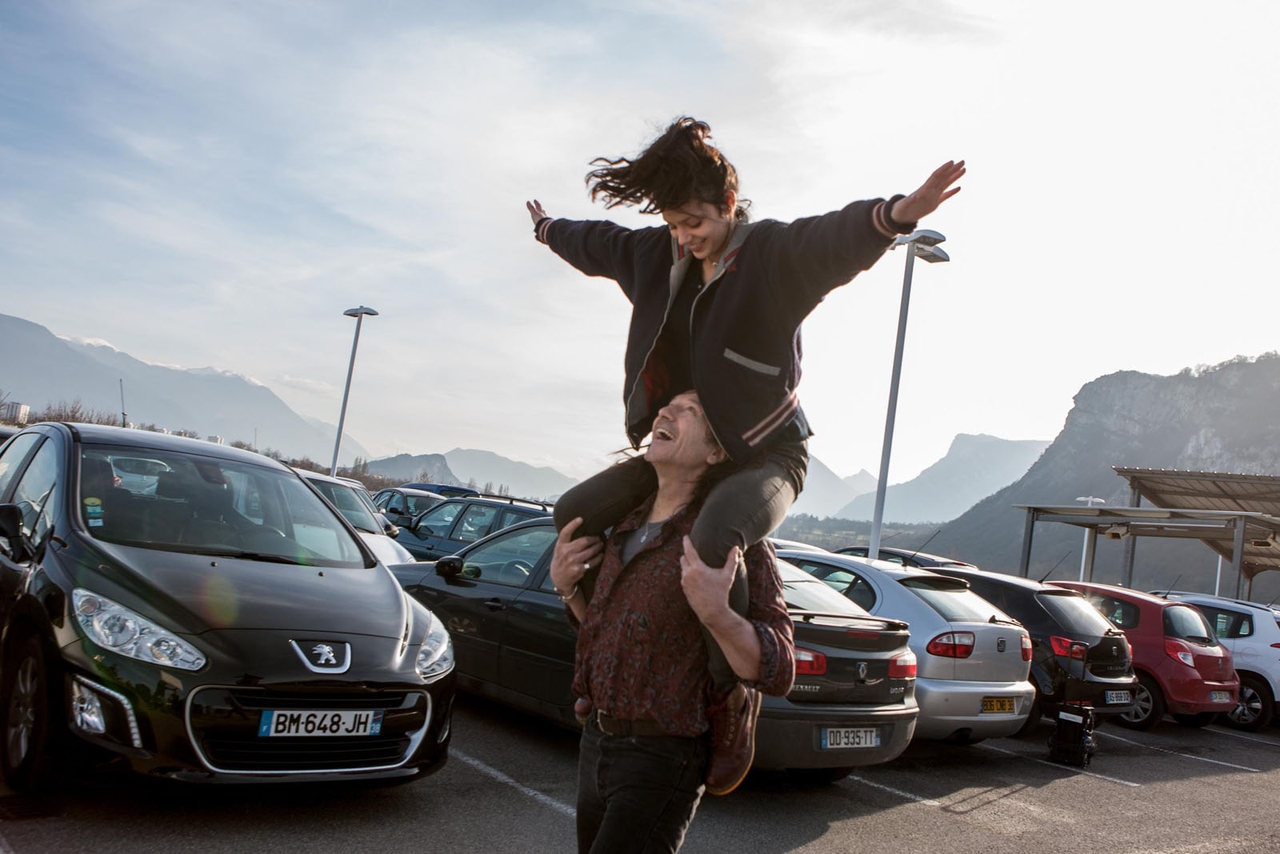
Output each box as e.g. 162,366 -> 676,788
1150,590 -> 1280,731
297,470 -> 416,565
776,549 -> 1035,743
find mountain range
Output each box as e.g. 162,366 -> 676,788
925,355 -> 1280,601
0,313 -> 369,464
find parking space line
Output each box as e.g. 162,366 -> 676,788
1204,725 -> 1280,747
978,744 -> 1142,787
1096,732 -> 1261,772
453,750 -> 577,818
846,775 -> 941,805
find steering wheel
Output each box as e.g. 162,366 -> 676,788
503,559 -> 534,579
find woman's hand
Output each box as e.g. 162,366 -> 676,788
526,199 -> 549,226
550,517 -> 603,598
891,160 -> 965,224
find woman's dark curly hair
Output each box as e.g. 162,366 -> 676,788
586,117 -> 750,221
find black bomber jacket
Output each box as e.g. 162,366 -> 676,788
537,198 -> 899,463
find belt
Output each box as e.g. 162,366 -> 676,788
595,710 -> 669,738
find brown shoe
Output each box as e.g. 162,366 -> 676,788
704,682 -> 761,795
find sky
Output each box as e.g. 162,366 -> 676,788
3,1 -> 1279,484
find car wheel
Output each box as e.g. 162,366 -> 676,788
791,766 -> 855,785
1172,712 -> 1216,728
1,636 -> 55,791
1223,674 -> 1274,732
1014,691 -> 1043,737
1115,673 -> 1165,730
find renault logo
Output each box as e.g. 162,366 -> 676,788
855,662 -> 869,681
289,639 -> 352,674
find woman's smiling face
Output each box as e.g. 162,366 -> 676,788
661,194 -> 736,263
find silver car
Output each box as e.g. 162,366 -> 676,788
777,549 -> 1035,743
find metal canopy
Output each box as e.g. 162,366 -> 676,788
1014,468 -> 1280,599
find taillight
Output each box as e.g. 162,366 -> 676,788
1049,636 -> 1088,659
926,632 -> 975,658
889,649 -> 917,678
1165,638 -> 1195,667
1021,634 -> 1033,662
795,647 -> 827,676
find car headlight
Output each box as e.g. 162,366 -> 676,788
416,609 -> 454,682
73,589 -> 207,671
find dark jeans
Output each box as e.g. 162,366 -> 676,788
553,441 -> 807,690
577,717 -> 708,854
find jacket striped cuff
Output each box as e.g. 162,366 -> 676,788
535,217 -> 554,244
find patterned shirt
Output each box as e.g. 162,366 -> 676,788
572,496 -> 795,737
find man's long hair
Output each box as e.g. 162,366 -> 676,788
586,117 -> 750,220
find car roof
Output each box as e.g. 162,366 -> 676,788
775,548 -> 954,582
1150,590 -> 1280,615
1051,581 -> 1182,608
52,423 -> 292,471
296,469 -> 352,486
928,564 -> 1079,594
395,487 -> 447,497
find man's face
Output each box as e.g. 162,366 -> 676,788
661,199 -> 734,263
645,391 -> 726,471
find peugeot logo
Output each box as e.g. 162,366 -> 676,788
289,639 -> 352,674
997,637 -> 1007,653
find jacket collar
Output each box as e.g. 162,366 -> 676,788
668,220 -> 758,297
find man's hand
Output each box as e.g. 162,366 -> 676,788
526,199 -> 549,226
891,160 -> 965,224
549,517 -> 603,598
680,536 -> 739,630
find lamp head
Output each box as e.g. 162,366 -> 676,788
344,306 -> 379,318
894,228 -> 947,247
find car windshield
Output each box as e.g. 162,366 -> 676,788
1164,604 -> 1219,645
80,444 -> 367,568
898,576 -> 1010,622
1036,590 -> 1119,635
306,478 -> 384,535
778,561 -> 869,616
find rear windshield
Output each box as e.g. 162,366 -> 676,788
1036,590 -> 1118,635
1164,604 -> 1219,645
778,562 -> 869,617
898,576 -> 1009,623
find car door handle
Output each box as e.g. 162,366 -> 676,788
483,598 -> 506,611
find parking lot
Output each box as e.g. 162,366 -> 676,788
2,694 -> 1278,854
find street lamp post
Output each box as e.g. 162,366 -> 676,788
1076,496 -> 1105,581
867,230 -> 949,561
330,305 -> 379,476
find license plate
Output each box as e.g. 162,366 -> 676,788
1210,691 -> 1232,704
981,696 -> 1015,714
1105,690 -> 1132,705
258,709 -> 384,737
821,727 -> 880,749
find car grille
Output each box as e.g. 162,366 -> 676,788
186,687 -> 430,774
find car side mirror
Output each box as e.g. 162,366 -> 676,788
436,555 -> 464,579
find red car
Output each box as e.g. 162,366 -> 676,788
1053,582 -> 1238,729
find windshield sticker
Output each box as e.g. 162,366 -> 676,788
84,497 -> 105,526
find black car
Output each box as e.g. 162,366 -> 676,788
0,423 -> 456,789
396,495 -> 553,562
391,518 -> 921,781
836,545 -> 978,570
400,482 -> 480,499
928,566 -> 1138,730
372,487 -> 448,528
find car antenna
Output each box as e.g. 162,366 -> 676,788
1036,550 -> 1074,583
905,529 -> 942,561
1155,575 -> 1182,599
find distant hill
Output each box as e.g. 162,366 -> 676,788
364,449 -> 575,501
844,469 -> 877,496
928,355 -> 1280,602
790,456 -> 868,518
0,313 -> 369,464
837,434 -> 1050,523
